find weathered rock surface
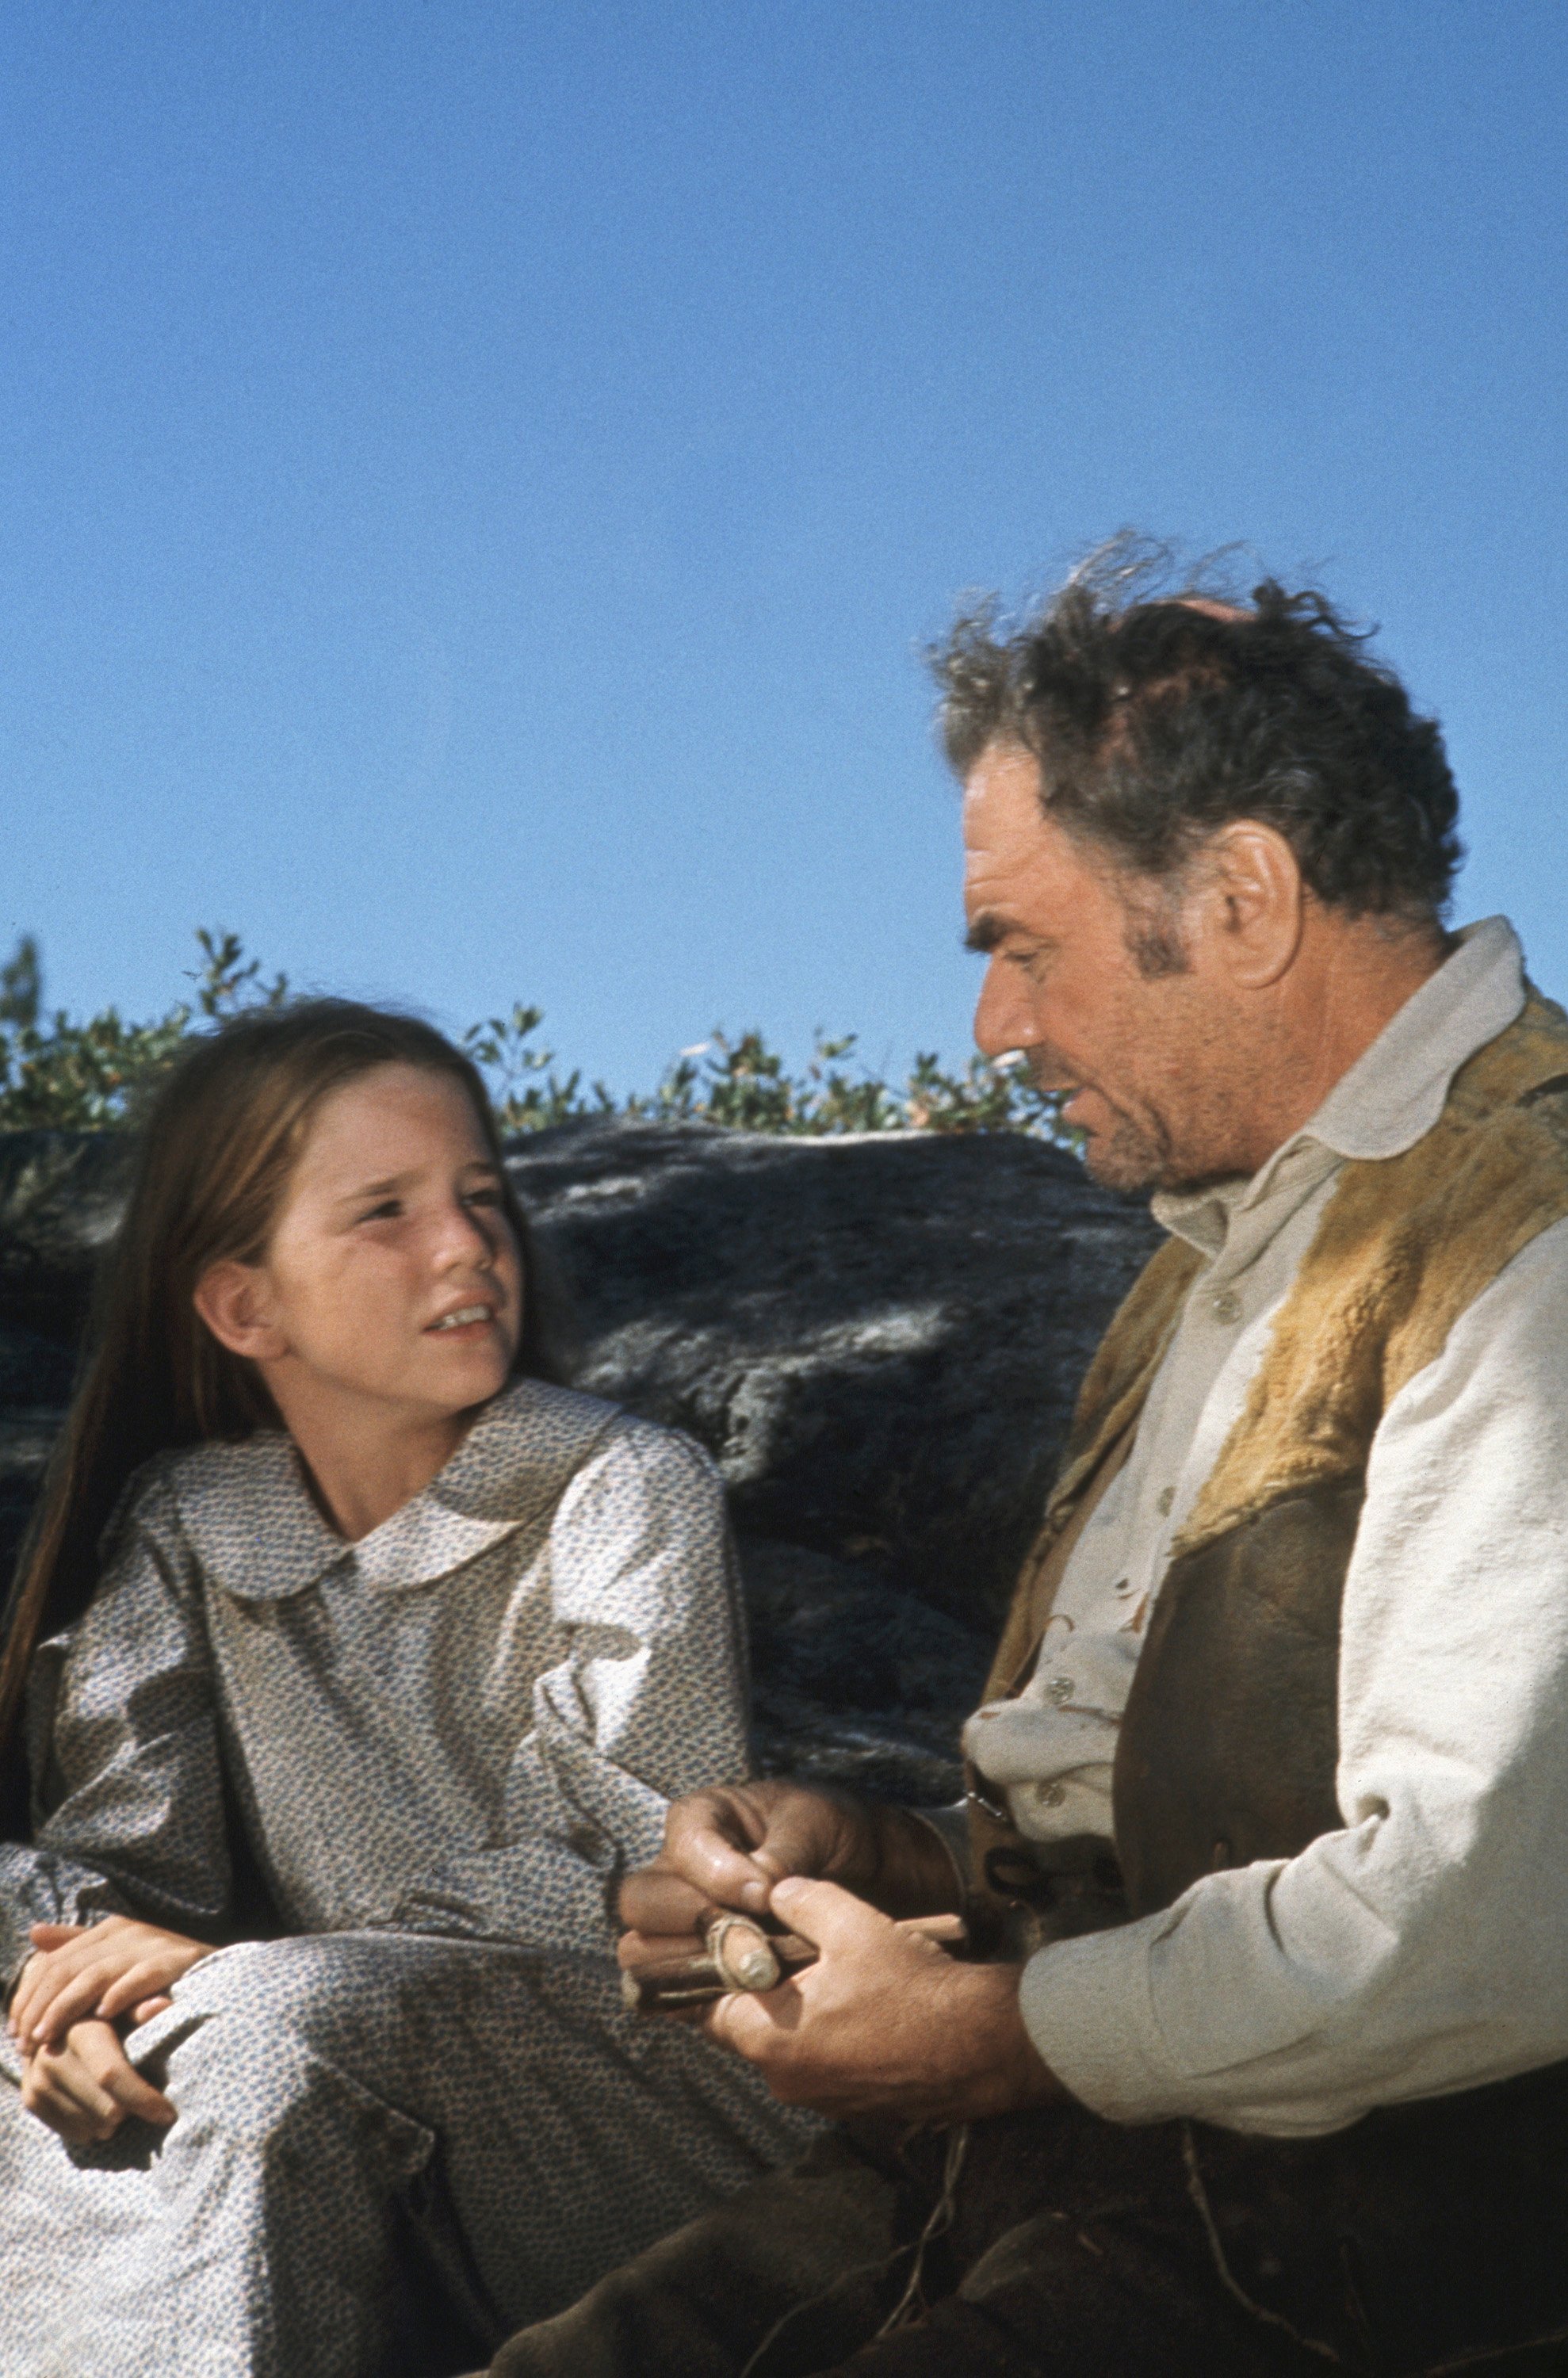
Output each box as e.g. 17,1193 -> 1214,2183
0,1119 -> 1160,1801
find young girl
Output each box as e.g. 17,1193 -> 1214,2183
0,1002 -> 814,2377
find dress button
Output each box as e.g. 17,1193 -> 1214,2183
1044,1674 -> 1076,1707
1156,1485 -> 1175,1516
1210,1288 -> 1242,1325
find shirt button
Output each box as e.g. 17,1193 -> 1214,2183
1044,1674 -> 1076,1707
1156,1485 -> 1175,1516
1210,1288 -> 1243,1325
1039,1782 -> 1067,1810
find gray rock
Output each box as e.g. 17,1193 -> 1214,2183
0,1322 -> 77,1412
739,1538 -> 993,1802
0,1399 -> 61,1634
0,1133 -> 136,1611
0,1117 -> 1161,1799
514,1118 -> 1159,1795
0,1132 -> 136,1339
509,1119 -> 1157,1619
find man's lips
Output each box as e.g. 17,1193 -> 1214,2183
1015,1055 -> 1104,1132
1027,1071 -> 1094,1122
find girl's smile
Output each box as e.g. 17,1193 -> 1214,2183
425,1301 -> 502,1336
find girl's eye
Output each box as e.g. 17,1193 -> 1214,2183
359,1199 -> 403,1224
465,1186 -> 503,1210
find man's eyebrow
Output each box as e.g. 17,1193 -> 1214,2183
964,911 -> 1026,955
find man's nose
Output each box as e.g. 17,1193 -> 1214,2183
973,958 -> 1038,1061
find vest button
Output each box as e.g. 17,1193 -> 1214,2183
1210,1289 -> 1242,1325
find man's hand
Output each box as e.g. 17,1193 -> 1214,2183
702,1876 -> 1062,2124
617,1779 -> 962,1955
21,2017 -> 177,2144
8,1917 -> 212,2051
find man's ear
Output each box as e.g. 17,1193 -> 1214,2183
1197,821 -> 1305,988
193,1260 -> 288,1362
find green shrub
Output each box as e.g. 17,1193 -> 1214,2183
0,931 -> 287,1130
0,932 -> 1073,1144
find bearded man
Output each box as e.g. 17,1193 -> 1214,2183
474,558 -> 1568,2376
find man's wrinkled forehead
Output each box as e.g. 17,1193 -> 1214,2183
961,744 -> 1048,883
960,741 -> 1122,939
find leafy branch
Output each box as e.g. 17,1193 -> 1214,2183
0,931 -> 289,1130
0,932 -> 1075,1145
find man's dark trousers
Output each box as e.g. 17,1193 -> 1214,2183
477,2067 -> 1568,2377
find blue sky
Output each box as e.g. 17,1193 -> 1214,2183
5,2 -> 1566,1093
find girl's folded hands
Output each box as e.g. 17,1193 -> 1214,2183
7,1917 -> 214,2051
21,2018 -> 177,2144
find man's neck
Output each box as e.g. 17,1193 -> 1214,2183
1222,920 -> 1451,1179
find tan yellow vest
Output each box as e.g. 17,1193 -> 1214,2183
973,989 -> 1568,1918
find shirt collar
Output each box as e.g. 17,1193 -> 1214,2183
1278,914 -> 1525,1166
172,1377 -> 620,1601
1153,917 -> 1527,1257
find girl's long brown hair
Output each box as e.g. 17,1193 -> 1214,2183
0,1000 -> 562,1756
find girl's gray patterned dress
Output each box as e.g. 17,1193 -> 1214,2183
0,1380 -> 817,2378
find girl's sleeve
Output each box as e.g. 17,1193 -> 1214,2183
1,1472 -> 231,1990
384,1423 -> 751,1952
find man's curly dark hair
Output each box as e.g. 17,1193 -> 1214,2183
931,537 -> 1463,927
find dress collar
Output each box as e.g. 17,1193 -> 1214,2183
170,1377 -> 621,1601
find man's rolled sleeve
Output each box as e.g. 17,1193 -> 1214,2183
1019,1910 -> 1183,2124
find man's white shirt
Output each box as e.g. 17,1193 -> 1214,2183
965,918 -> 1568,2135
